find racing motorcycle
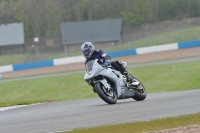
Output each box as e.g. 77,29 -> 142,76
84,59 -> 147,104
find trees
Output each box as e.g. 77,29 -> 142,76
0,0 -> 200,38
121,0 -> 146,25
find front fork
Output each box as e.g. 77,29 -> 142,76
94,78 -> 111,91
94,78 -> 117,97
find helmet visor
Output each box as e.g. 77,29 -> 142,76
83,49 -> 91,57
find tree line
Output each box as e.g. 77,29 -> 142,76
0,0 -> 200,38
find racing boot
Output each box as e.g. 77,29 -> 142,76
131,78 -> 140,86
123,71 -> 132,85
123,71 -> 139,86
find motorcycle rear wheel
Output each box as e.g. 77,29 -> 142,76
95,82 -> 117,104
128,75 -> 147,101
133,82 -> 147,101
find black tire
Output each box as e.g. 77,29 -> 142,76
95,82 -> 117,104
133,82 -> 147,101
128,75 -> 147,101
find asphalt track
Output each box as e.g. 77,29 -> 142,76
0,57 -> 200,133
0,90 -> 200,133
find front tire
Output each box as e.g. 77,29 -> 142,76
95,82 -> 117,104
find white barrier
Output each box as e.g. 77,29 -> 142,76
0,65 -> 13,73
1,40 -> 200,74
136,43 -> 178,55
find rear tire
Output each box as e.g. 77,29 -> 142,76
133,82 -> 147,101
95,82 -> 117,104
128,75 -> 147,101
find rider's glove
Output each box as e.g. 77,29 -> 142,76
104,60 -> 111,67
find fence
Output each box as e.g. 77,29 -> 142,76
1,39 -> 200,73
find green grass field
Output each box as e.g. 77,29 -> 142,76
1,26 -> 200,66
66,113 -> 200,133
0,60 -> 199,107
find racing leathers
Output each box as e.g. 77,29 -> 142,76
85,50 -> 111,65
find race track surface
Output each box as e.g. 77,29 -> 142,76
0,89 -> 200,133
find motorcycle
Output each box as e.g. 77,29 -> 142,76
84,59 -> 147,104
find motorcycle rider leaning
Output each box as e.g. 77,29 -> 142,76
81,42 -> 136,85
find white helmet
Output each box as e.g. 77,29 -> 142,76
81,42 -> 95,58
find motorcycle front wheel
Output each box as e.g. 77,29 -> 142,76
95,82 -> 117,104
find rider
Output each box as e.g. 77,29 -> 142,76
81,42 -> 136,85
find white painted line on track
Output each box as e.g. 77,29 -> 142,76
0,103 -> 41,112
47,129 -> 73,133
0,105 -> 29,112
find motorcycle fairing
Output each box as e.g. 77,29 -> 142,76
84,59 -> 136,98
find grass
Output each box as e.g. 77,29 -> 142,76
1,26 -> 200,66
128,60 -> 200,92
0,60 -> 200,107
0,53 -> 33,65
120,26 -> 200,49
66,113 -> 200,133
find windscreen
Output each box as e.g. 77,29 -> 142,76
85,60 -> 94,73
